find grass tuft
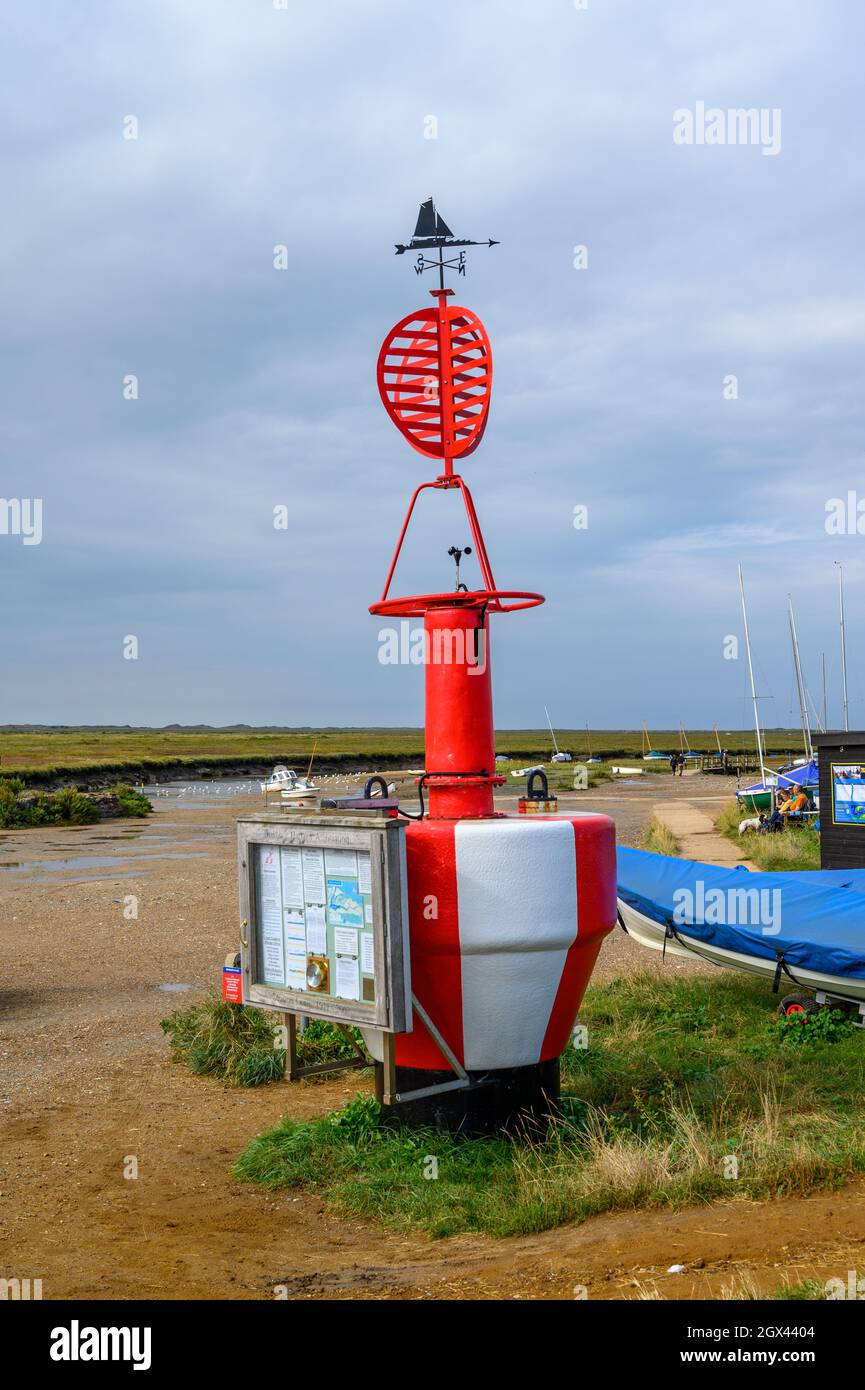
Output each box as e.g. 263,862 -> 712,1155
111,782 -> 152,817
0,779 -> 100,828
160,996 -> 362,1086
642,815 -> 680,856
161,996 -> 286,1086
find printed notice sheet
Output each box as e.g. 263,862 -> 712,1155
301,847 -> 326,901
335,953 -> 360,1001
258,848 -> 285,985
361,931 -> 374,976
280,847 -> 304,908
305,905 -> 326,956
357,854 -> 371,895
325,848 -> 358,876
334,927 -> 359,957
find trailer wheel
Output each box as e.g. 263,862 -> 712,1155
778,992 -> 820,1018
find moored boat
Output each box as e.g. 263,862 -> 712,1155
736,757 -> 819,814
617,846 -> 865,1009
260,764 -> 318,798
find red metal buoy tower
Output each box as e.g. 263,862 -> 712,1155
370,201 -> 616,1132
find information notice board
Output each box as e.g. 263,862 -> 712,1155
831,763 -> 865,825
255,843 -> 375,1002
237,813 -> 411,1033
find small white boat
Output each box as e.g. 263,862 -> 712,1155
261,765 -> 318,799
261,765 -> 299,794
280,777 -> 318,802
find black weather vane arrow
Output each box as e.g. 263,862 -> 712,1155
395,198 -> 499,288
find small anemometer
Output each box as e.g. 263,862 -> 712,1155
448,544 -> 472,592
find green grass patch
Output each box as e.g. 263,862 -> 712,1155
500,759 -> 614,793
0,778 -> 151,828
160,995 -> 361,1086
770,1279 -> 831,1301
716,798 -> 820,871
233,972 -> 865,1238
0,779 -> 100,828
111,782 -> 152,817
0,727 -> 810,776
734,1274 -> 832,1300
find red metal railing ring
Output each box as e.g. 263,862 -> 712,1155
368,588 -> 545,618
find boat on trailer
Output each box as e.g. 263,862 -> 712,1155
617,846 -> 865,1019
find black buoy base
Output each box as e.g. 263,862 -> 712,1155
381,1058 -> 560,1137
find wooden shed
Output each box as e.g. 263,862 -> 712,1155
814,732 -> 865,869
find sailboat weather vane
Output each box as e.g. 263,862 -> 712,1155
373,197 -> 541,615
395,197 -> 499,289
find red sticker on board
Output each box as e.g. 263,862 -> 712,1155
222,967 -> 243,1005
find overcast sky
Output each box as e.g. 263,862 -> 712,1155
3,0 -> 864,731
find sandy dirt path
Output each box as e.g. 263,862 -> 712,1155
1,775 -> 860,1300
650,798 -> 758,870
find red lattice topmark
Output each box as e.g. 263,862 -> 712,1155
377,301 -> 492,461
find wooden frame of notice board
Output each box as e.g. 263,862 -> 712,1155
236,812 -> 412,1036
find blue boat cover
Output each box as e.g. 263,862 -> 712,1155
805,868 -> 865,892
775,758 -> 819,789
617,846 -> 865,982
740,758 -> 819,798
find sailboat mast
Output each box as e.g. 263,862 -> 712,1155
585,723 -> 593,759
822,652 -> 828,731
788,596 -> 813,761
738,565 -> 767,785
544,706 -> 560,757
305,738 -> 318,781
836,562 -> 849,732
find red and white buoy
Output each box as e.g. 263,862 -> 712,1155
370,202 -> 616,1131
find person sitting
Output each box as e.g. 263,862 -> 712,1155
766,790 -> 788,832
782,784 -> 808,822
